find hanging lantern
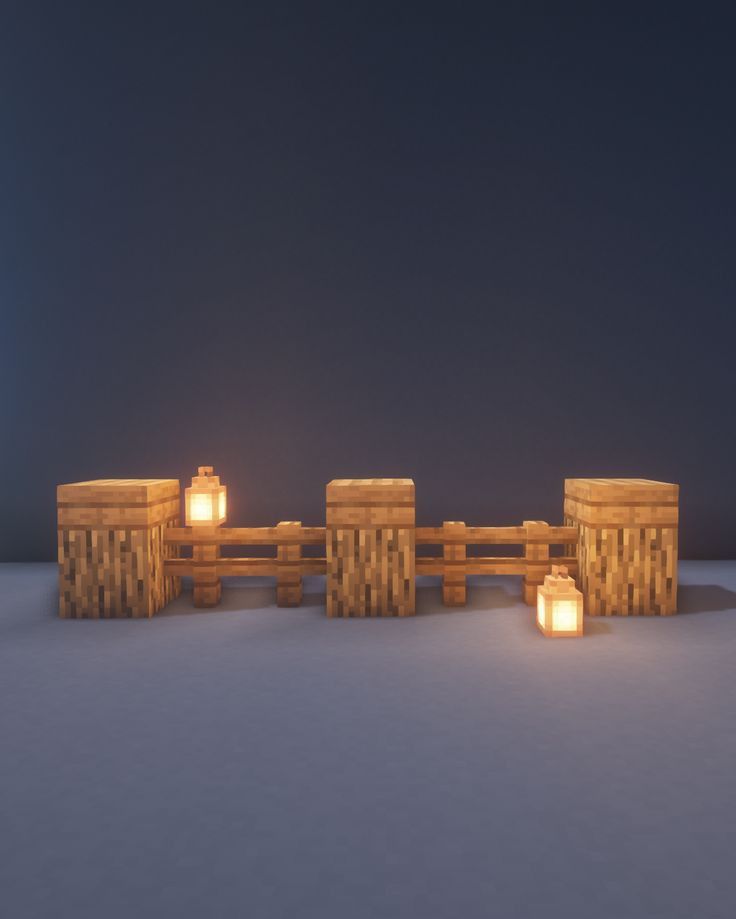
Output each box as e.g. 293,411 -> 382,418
536,565 -> 584,637
185,466 -> 227,527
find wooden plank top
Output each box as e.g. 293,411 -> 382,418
327,478 -> 414,487
564,478 -> 678,505
57,479 -> 180,506
326,478 -> 415,504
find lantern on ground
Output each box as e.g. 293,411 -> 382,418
537,565 -> 584,637
185,466 -> 227,528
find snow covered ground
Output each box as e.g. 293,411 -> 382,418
2,562 -> 735,919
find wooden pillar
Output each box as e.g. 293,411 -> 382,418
193,525 -> 220,607
564,478 -> 679,616
277,520 -> 303,607
326,479 -> 415,617
442,521 -> 467,606
523,520 -> 550,606
57,479 -> 181,618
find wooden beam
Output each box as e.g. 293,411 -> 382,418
416,557 -> 578,577
277,521 -> 303,606
524,521 -> 549,605
164,526 -> 326,546
442,521 -> 467,606
164,558 -> 328,578
416,525 -> 578,545
192,525 -> 220,608
417,526 -> 526,545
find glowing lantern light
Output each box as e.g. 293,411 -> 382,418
536,565 -> 584,638
185,466 -> 227,527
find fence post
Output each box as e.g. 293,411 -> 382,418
57,479 -> 181,618
193,526 -> 221,607
442,521 -> 467,606
326,479 -> 415,617
277,521 -> 303,607
523,520 -> 549,606
564,478 -> 679,616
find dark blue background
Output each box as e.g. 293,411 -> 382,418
3,3 -> 735,560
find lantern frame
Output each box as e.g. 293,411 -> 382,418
185,465 -> 227,528
536,564 -> 584,637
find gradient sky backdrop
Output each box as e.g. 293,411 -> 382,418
2,3 -> 735,560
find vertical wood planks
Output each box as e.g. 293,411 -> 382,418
442,521 -> 467,606
192,525 -> 220,608
523,521 -> 550,606
326,479 -> 416,617
564,478 -> 679,616
277,521 -> 303,606
57,479 -> 181,618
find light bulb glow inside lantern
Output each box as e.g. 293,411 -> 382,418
536,565 -> 583,638
551,599 -> 578,632
189,493 -> 215,522
185,465 -> 227,527
537,592 -> 547,629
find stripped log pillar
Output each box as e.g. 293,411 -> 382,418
57,479 -> 181,618
564,478 -> 679,616
523,520 -> 550,605
442,521 -> 467,606
326,479 -> 415,617
193,526 -> 220,607
277,520 -> 303,606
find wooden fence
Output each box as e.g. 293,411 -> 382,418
163,520 -> 577,609
417,521 -> 577,605
164,522 -> 325,606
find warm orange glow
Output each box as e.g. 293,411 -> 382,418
536,565 -> 583,637
551,599 -> 578,632
185,465 -> 227,527
189,493 -> 216,522
537,592 -> 547,629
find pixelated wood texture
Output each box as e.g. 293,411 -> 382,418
277,521 -> 303,606
564,478 -> 679,616
442,521 -> 467,606
523,520 -> 550,605
57,479 -> 181,618
326,479 -> 415,617
193,526 -> 220,607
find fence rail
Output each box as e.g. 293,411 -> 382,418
164,526 -> 326,546
417,521 -> 577,605
165,558 -> 328,576
162,520 -> 577,609
163,522 -> 321,607
415,525 -> 576,545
